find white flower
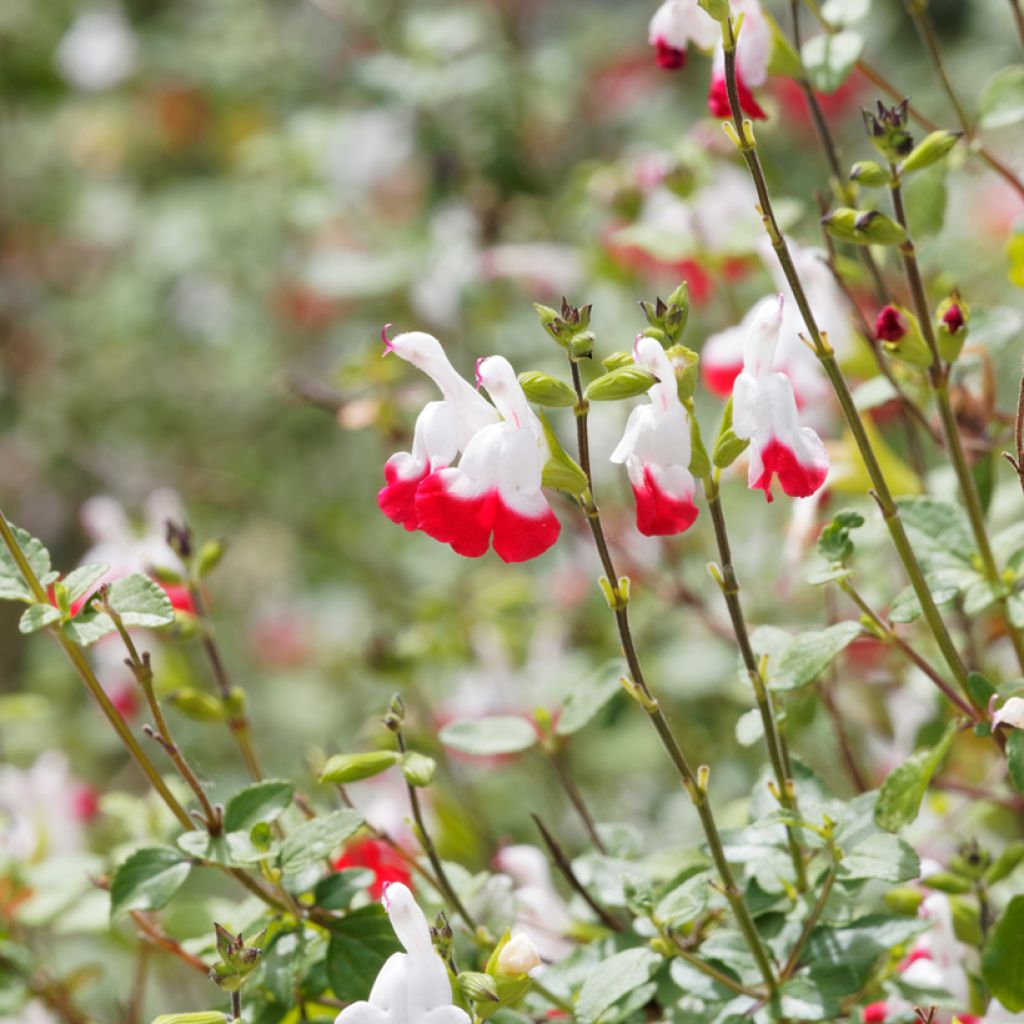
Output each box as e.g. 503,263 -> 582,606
992,696 -> 1024,730
0,752 -> 87,862
610,336 -> 699,537
496,933 -> 542,976
334,883 -> 470,1024
55,7 -> 137,92
494,845 -> 572,961
413,355 -> 561,563
648,0 -> 720,69
731,295 -> 829,502
708,0 -> 771,118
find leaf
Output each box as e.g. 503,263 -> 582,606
314,868 -> 375,911
982,894 -> 1024,1010
326,904 -> 403,1002
874,721 -> 957,831
888,574 -> 961,624
978,65 -> 1024,129
18,604 -> 61,635
655,872 -> 711,928
801,30 -> 863,93
817,510 -> 865,564
151,1015 -> 227,1024
61,563 -> 110,604
735,708 -> 763,748
838,834 -> 920,883
438,716 -> 538,756
575,948 -> 662,1024
224,780 -> 296,833
319,751 -> 401,785
63,574 -> 176,646
0,525 -> 54,603
897,497 -> 974,566
110,847 -> 191,919
279,809 -> 363,869
556,659 -> 625,737
1007,730 -> 1024,795
764,622 -> 862,691
538,410 -> 588,498
779,977 -> 840,1021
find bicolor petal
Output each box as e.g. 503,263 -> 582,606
648,0 -> 719,70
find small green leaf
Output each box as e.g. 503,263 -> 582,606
874,720 -> 957,832
978,65 -> 1024,129
111,847 -> 191,919
224,780 -> 296,833
711,428 -> 749,469
61,563 -> 110,604
438,716 -> 538,756
0,525 -> 54,603
1007,730 -> 1024,795
764,621 -> 862,691
817,510 -> 865,564
108,574 -> 176,627
320,751 -> 401,785
314,868 -> 375,910
967,671 -> 997,708
838,834 -> 920,882
556,659 -> 625,737
575,948 -> 662,1024
326,904 -> 403,1001
982,894 -> 1024,1010
279,809 -> 363,869
18,603 -> 61,635
151,1014 -> 227,1024
888,575 -> 960,624
802,30 -> 864,93
537,410 -> 588,498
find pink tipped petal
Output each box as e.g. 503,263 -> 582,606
491,497 -> 561,563
415,472 -> 493,557
378,459 -> 429,531
751,438 -> 828,501
633,465 -> 698,536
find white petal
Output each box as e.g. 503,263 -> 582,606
649,0 -> 718,50
994,696 -> 1024,730
412,401 -> 461,469
733,0 -> 771,86
610,406 -> 651,465
383,883 -> 434,955
742,295 -> 785,377
335,1001 -> 393,1024
730,372 -> 760,441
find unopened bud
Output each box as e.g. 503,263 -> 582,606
517,371 -> 577,408
863,100 -> 913,163
495,933 -> 541,976
401,751 -> 437,788
876,304 -> 932,367
936,293 -> 968,362
822,207 -> 907,247
459,971 -> 501,1003
602,351 -> 633,372
899,130 -> 962,176
849,160 -> 891,187
585,365 -> 658,402
320,750 -> 401,785
875,305 -> 907,342
195,539 -> 225,579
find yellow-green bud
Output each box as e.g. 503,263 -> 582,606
849,160 -> 891,187
195,539 -> 225,579
935,294 -> 968,363
516,371 -> 577,407
168,688 -> 229,722
401,751 -> 437,787
822,207 -> 907,247
899,130 -> 963,176
602,351 -> 633,372
585,365 -> 658,401
459,972 -> 500,1003
883,887 -> 923,916
320,750 -> 401,784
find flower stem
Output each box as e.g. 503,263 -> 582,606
546,747 -> 607,854
566,360 -> 780,998
704,476 -> 807,891
718,17 -> 975,709
887,172 -> 1024,673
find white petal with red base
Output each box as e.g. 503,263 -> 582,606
611,336 -> 698,536
731,296 -> 829,502
708,0 -> 771,118
648,0 -> 719,69
415,356 -> 560,563
378,331 -> 499,532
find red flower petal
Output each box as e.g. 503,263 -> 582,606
333,837 -> 412,900
378,460 -> 430,531
653,37 -> 687,70
632,466 -> 698,537
492,499 -> 561,563
702,358 -> 742,398
862,1002 -> 888,1024
708,73 -> 768,120
415,473 -> 493,557
752,438 -> 828,502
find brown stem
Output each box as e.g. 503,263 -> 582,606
129,910 -> 209,974
903,1 -> 972,132
1010,0 -> 1024,47
547,747 -> 607,853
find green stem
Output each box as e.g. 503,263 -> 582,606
566,360 -> 780,997
887,173 -> 1024,673
903,1 -> 972,135
718,19 -> 974,709
781,865 -> 835,978
658,922 -> 766,999
529,979 -> 575,1015
704,477 -> 807,891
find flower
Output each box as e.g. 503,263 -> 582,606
875,305 -> 908,342
610,336 -> 699,536
333,837 -> 413,900
496,933 -> 542,976
708,0 -> 771,119
731,295 -> 829,502
647,0 -> 719,70
334,882 -> 470,1024
415,356 -> 561,563
378,329 -> 499,532
992,696 -> 1024,730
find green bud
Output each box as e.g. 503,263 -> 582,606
249,821 -> 274,850
899,130 -> 962,176
538,410 -> 589,497
195,540 -> 225,579
922,871 -> 974,895
516,371 -> 577,408
640,284 -> 689,344
985,842 -> 1024,884
533,299 -> 593,350
320,750 -> 401,785
168,688 -> 229,722
533,304 -> 560,333
585,365 -> 658,401
401,751 -> 437,787
712,429 -> 749,469
863,100 -> 914,164
821,207 -> 907,247
883,887 -> 923,916
688,414 -> 711,479
568,331 -> 595,358
849,160 -> 891,187
602,351 -> 633,372
459,972 -> 501,1004
223,687 -> 247,720
665,344 -> 699,402
150,565 -> 185,586
878,304 -> 933,368
935,293 -> 968,363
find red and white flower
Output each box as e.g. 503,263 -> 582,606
731,295 -> 829,502
708,0 -> 771,119
610,336 -> 699,536
647,0 -> 720,70
378,329 -> 499,533
414,355 -> 561,563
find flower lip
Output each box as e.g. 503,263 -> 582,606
475,356 -> 486,390
381,323 -> 395,355
942,303 -> 965,333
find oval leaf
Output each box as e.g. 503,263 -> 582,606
438,716 -> 538,756
111,846 -> 191,919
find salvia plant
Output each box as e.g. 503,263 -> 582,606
4,1 -> 1024,1024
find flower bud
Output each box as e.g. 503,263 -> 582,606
874,305 -> 907,342
863,100 -> 913,163
401,751 -> 437,787
320,750 -> 401,784
495,933 -> 542,976
168,687 -> 229,722
821,207 -> 906,247
195,539 -> 225,578
935,293 -> 968,362
459,972 -> 501,1003
899,130 -> 962,176
875,304 -> 932,367
602,350 -> 633,372
516,371 -> 577,408
585,365 -> 658,401
152,1015 -> 227,1024
849,160 -> 891,187
639,282 -> 689,343
665,344 -> 699,402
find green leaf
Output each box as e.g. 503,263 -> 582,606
438,715 -> 538,756
874,720 -> 957,832
978,65 -> 1024,129
326,904 -> 403,1001
1007,730 -> 1024,795
817,510 -> 864,564
110,846 -> 191,919
764,621 -> 862,691
982,894 -> 1024,1010
18,603 -> 61,635
688,414 -> 710,479
108,573 -> 176,627
711,428 -> 749,469
556,659 -> 625,737
838,833 -> 920,882
820,0 -> 871,26
61,563 -> 110,605
575,948 -> 662,1024
802,30 -> 864,93
223,780 -> 296,833
314,868 -> 375,911
538,410 -> 588,498
888,574 -> 960,624
0,525 -> 54,603
967,671 -> 997,708
584,366 -> 658,402
279,809 -> 363,869
779,977 -> 840,1021
319,751 -> 401,785
897,497 -> 974,566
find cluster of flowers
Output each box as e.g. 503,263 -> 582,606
377,308 -> 828,562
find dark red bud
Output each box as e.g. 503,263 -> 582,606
942,303 -> 965,333
653,37 -> 686,70
875,305 -> 907,342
